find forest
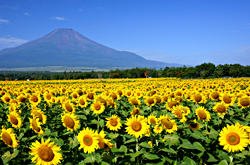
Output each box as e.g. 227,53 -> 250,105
1,63 -> 250,80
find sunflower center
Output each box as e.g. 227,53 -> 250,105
150,118 -> 156,124
32,119 -> 40,132
156,126 -> 161,130
127,91 -> 131,96
190,123 -> 198,128
65,103 -> 73,112
111,93 -> 117,100
147,98 -> 154,105
226,133 -> 240,145
240,98 -> 250,106
211,92 -> 219,99
175,111 -> 183,118
155,97 -> 161,103
198,111 -> 207,120
110,118 -> 118,126
83,135 -> 93,146
10,114 -> 18,125
63,116 -> 75,129
176,91 -> 182,96
98,98 -> 107,107
46,95 -> 51,100
33,112 -> 43,122
94,104 -> 101,110
194,94 -> 202,102
2,132 -> 13,146
87,93 -> 94,100
72,94 -> 77,99
117,90 -> 122,96
161,119 -> 173,129
5,97 -> 10,102
131,99 -> 139,106
79,99 -> 85,105
32,96 -> 39,102
168,101 -> 177,109
132,121 -> 142,132
38,146 -> 55,162
19,96 -> 26,102
217,105 -> 226,113
223,96 -> 232,103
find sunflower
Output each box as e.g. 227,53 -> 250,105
235,122 -> 250,144
125,115 -> 148,138
78,96 -> 88,108
130,107 -> 140,116
0,126 -> 19,148
192,92 -> 207,104
220,93 -> 235,106
29,138 -> 63,165
29,93 -> 42,106
147,114 -> 158,125
90,102 -> 105,115
209,91 -> 220,101
195,106 -> 211,122
1,93 -> 12,104
95,95 -> 109,107
109,92 -> 120,101
107,98 -> 117,108
129,97 -> 141,107
144,96 -> 156,106
106,115 -> 122,131
159,114 -> 178,134
17,95 -> 27,103
62,101 -> 75,113
125,90 -> 133,97
71,92 -> 79,100
154,95 -> 163,104
31,108 -> 47,124
7,111 -> 22,128
153,125 -> 163,134
219,124 -> 249,152
188,119 -> 200,131
9,103 -> 19,113
61,112 -> 79,132
86,92 -> 95,101
237,95 -> 250,109
43,92 -> 52,103
77,127 -> 99,154
213,102 -> 229,115
165,100 -> 178,110
30,118 -> 44,136
172,106 -> 187,123
181,106 -> 191,115
96,130 -> 114,151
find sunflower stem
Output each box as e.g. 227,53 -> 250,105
97,114 -> 100,132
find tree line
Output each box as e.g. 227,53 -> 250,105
1,63 -> 250,81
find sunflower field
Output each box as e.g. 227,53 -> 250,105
1,77 -> 250,165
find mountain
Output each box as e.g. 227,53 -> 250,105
0,28 -> 183,69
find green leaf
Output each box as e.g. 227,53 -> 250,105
2,151 -> 12,164
144,152 -> 160,160
235,153 -> 246,158
119,145 -> 128,153
219,151 -> 230,162
78,161 -> 85,165
183,156 -> 196,165
139,142 -> 153,149
44,128 -> 51,136
164,134 -> 179,147
108,133 -> 119,139
160,148 -> 177,154
95,153 -> 102,163
129,151 -> 143,158
178,139 -> 195,149
218,160 -> 228,165
124,138 -> 136,144
193,142 -> 205,152
99,119 -> 105,128
50,131 -> 58,137
101,162 -> 110,165
204,153 -> 218,162
18,133 -> 24,140
77,115 -> 87,120
83,156 -> 96,163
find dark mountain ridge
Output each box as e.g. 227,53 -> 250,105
0,28 -> 183,69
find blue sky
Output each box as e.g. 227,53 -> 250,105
0,0 -> 250,66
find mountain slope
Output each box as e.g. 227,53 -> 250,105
0,28 -> 182,68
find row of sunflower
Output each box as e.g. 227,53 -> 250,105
0,78 -> 250,164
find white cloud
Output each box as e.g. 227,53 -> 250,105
0,19 -> 9,23
24,13 -> 32,16
0,37 -> 28,50
235,46 -> 250,53
51,16 -> 66,20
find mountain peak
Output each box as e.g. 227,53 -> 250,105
0,28 -> 179,69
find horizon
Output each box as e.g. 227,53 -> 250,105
0,0 -> 250,66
